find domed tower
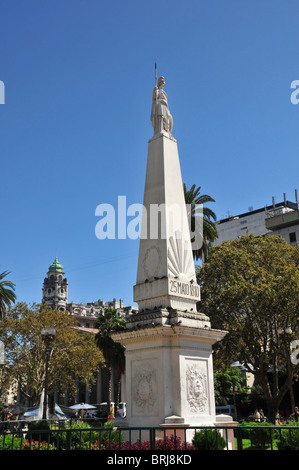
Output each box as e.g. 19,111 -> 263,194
42,257 -> 68,311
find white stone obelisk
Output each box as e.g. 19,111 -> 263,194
112,75 -> 227,430
134,75 -> 200,314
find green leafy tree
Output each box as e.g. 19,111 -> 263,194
214,366 -> 248,406
183,184 -> 217,262
0,269 -> 16,319
197,234 -> 299,420
95,308 -> 126,413
0,302 -> 104,405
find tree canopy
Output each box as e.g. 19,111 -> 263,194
214,366 -> 248,407
197,234 -> 299,419
0,302 -> 104,405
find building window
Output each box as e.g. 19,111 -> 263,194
289,232 -> 297,243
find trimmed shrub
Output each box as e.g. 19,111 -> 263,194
26,420 -> 52,442
192,429 -> 226,450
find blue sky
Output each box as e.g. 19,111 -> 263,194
1,0 -> 298,307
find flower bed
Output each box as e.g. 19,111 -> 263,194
105,435 -> 194,450
22,440 -> 56,450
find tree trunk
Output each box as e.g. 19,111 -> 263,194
258,369 -> 291,422
107,364 -> 112,416
115,374 -> 121,411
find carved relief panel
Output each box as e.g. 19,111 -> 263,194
132,360 -> 158,417
185,360 -> 209,415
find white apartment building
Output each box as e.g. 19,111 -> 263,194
214,192 -> 299,247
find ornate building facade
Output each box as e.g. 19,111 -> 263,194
42,257 -> 136,328
42,257 -> 68,311
41,258 -> 135,406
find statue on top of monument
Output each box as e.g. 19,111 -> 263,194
151,76 -> 173,137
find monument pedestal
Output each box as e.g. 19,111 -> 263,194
112,308 -> 226,428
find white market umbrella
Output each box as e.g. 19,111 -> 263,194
69,402 -> 96,410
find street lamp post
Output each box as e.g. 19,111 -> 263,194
41,327 -> 56,420
230,386 -> 238,422
278,327 -> 295,412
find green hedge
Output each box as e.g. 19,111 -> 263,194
53,420 -> 123,450
0,434 -> 22,450
237,421 -> 278,448
276,420 -> 299,451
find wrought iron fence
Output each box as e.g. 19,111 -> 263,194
0,419 -> 298,450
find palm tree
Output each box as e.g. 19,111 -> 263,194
0,269 -> 16,319
95,308 -> 126,415
183,184 -> 218,262
113,341 -> 126,412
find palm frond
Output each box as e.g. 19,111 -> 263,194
183,184 -> 218,261
0,269 -> 16,317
